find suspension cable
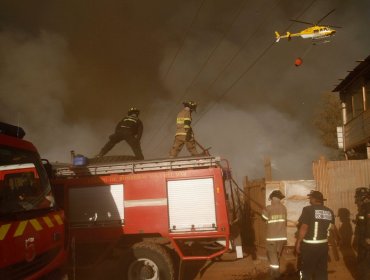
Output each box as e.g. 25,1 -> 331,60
193,0 -> 318,127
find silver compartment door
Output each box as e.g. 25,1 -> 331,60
167,178 -> 216,232
68,184 -> 124,226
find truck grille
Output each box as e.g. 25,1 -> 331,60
0,246 -> 61,280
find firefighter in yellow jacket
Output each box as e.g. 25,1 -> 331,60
169,101 -> 200,157
262,190 -> 288,279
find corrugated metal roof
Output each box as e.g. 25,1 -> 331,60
332,55 -> 370,92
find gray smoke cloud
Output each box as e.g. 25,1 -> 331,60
0,0 -> 369,182
0,30 -> 109,161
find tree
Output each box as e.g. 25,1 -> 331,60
313,92 -> 342,149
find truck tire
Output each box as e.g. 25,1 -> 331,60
122,242 -> 175,280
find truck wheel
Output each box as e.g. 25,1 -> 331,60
123,242 -> 175,280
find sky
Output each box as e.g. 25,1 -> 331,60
0,0 -> 369,182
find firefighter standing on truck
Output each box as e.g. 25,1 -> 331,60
262,190 -> 287,280
295,190 -> 336,280
96,107 -> 144,160
169,101 -> 200,158
354,187 -> 370,280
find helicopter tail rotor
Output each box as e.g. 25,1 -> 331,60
275,31 -> 281,42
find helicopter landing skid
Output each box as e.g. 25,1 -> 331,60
313,40 -> 331,45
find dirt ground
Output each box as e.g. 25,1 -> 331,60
180,245 -> 355,280
72,245 -> 356,280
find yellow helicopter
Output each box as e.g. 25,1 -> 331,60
275,9 -> 341,42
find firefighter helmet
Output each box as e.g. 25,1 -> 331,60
354,187 -> 370,203
269,190 -> 285,200
128,107 -> 140,116
183,101 -> 197,111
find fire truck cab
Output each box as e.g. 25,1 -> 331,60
52,155 -> 235,279
0,122 -> 66,280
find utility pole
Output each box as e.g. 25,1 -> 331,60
264,157 -> 272,181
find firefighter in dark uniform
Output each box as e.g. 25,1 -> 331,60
262,190 -> 287,279
97,107 -> 144,160
295,190 -> 335,280
169,101 -> 200,158
354,187 -> 370,280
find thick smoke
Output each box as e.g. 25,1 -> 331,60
0,30 -> 108,161
0,0 -> 369,182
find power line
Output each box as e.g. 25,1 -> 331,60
151,0 -> 318,153
199,0 -> 282,102
193,40 -> 275,127
162,0 -> 207,81
145,0 -> 206,149
150,0 -> 250,150
183,0 -> 249,95
193,0 -> 318,127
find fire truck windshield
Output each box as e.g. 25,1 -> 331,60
0,145 -> 55,215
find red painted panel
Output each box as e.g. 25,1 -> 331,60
0,134 -> 36,152
0,211 -> 65,269
212,168 -> 230,236
124,206 -> 169,235
124,175 -> 166,200
55,166 -> 230,249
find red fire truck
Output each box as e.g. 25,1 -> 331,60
0,122 -> 67,280
52,155 -> 235,279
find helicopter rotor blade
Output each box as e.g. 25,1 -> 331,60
289,19 -> 313,26
317,9 -> 335,24
326,24 -> 343,29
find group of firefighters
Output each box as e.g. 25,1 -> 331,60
95,104 -> 370,280
262,187 -> 370,280
96,101 -> 201,159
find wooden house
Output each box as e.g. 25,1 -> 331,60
333,55 -> 370,159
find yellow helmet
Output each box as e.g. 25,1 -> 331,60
128,107 -> 140,116
183,101 -> 197,111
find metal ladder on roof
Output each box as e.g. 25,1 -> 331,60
54,156 -> 221,177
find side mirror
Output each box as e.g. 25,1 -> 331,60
41,159 -> 53,179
